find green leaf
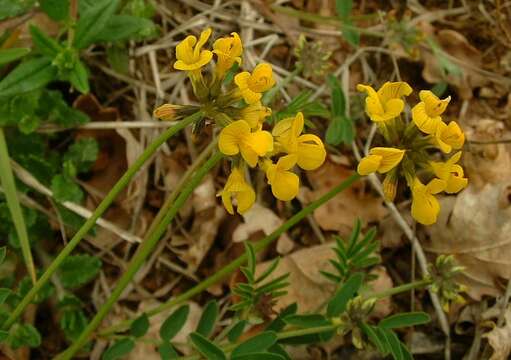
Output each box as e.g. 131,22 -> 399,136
0,330 -> 8,342
158,341 -> 178,359
231,331 -> 277,357
29,25 -> 62,57
335,0 -> 352,18
74,0 -> 119,49
0,48 -> 30,66
106,45 -> 129,74
0,288 -> 12,304
0,0 -> 36,20
359,323 -> 387,355
18,274 -> 55,303
160,304 -> 189,341
189,332 -> 226,360
59,298 -> 88,342
0,57 -> 57,97
431,82 -> 448,97
8,323 -> 41,349
379,312 -> 431,329
232,353 -> 285,360
400,341 -> 413,360
268,344 -> 291,360
58,254 -> 102,288
69,59 -> 89,93
328,75 -> 345,117
341,21 -> 360,47
382,329 -> 403,360
0,246 -> 5,264
51,174 -> 83,203
102,338 -> 135,360
326,272 -> 364,317
196,300 -> 218,337
130,313 -> 149,338
40,0 -> 69,21
227,320 -> 247,343
284,314 -> 329,328
63,137 -> 99,175
325,116 -> 344,146
94,15 -> 154,42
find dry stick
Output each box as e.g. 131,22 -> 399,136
1,112 -> 203,332
10,161 -> 143,244
98,174 -> 361,337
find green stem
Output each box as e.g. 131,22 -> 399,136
367,279 -> 432,300
1,112 -> 203,331
57,151 -> 223,359
0,128 -> 36,284
99,173 -> 361,337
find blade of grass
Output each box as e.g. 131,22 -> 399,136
0,128 -> 36,284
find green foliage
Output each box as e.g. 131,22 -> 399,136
18,273 -> 54,303
0,57 -> 57,98
326,272 -> 364,317
40,0 -> 69,21
335,0 -> 359,47
0,48 -> 30,66
130,313 -> 150,338
51,174 -> 84,203
0,0 -> 36,20
196,300 -> 219,337
160,304 -> 190,341
158,341 -> 178,359
74,0 -> 120,49
189,332 -> 226,360
58,295 -> 89,341
58,254 -> 101,289
102,338 -> 135,360
7,323 -> 41,349
274,90 -> 329,123
379,312 -> 431,329
326,75 -> 355,145
231,331 -> 277,357
63,137 -> 99,177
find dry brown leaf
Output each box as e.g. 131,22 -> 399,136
232,203 -> 294,254
424,183 -> 511,300
420,28 -> 487,99
483,307 -> 511,360
302,161 -> 387,236
256,243 -> 392,318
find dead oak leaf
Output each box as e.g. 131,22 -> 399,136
483,308 -> 511,360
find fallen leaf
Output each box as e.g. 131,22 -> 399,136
483,307 -> 511,360
302,161 -> 387,236
424,183 -> 511,300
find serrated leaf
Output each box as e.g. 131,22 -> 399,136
58,254 -> 101,289
130,313 -> 149,338
94,15 -> 154,42
335,0 -> 353,18
40,0 -> 69,21
102,338 -> 135,360
379,312 -> 431,329
231,331 -> 277,357
0,57 -> 57,97
327,272 -> 364,317
158,341 -> 178,359
0,48 -> 30,66
196,300 -> 218,337
74,0 -> 119,49
8,323 -> 41,349
63,137 -> 98,174
30,25 -> 62,57
160,304 -> 189,341
51,174 -> 83,203
69,59 -> 89,93
189,332 -> 226,360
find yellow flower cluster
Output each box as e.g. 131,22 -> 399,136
155,29 -> 326,215
357,82 -> 467,225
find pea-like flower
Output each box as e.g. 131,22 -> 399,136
218,120 -> 273,167
434,121 -> 465,153
412,90 -> 451,134
357,147 -> 405,175
265,155 -> 299,201
430,152 -> 468,194
356,82 -> 412,123
213,32 -> 243,77
174,28 -> 213,71
239,101 -> 271,130
235,63 -> 276,104
272,112 -> 326,170
220,168 -> 255,214
411,178 -> 446,225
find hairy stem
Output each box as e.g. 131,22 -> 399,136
57,151 -> 223,359
1,112 -> 203,331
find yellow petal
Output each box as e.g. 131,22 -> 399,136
246,130 -> 273,156
218,120 -> 250,155
370,147 -> 405,173
411,179 -> 442,225
296,134 -> 326,170
234,71 -> 250,90
383,98 -> 405,118
357,154 -> 382,175
221,191 -> 234,214
236,185 -> 255,214
269,169 -> 299,201
175,35 -> 197,64
291,112 -> 305,137
240,145 -> 259,168
272,117 -> 293,137
419,90 -> 450,117
241,88 -> 262,105
248,63 -> 275,93
241,102 -> 271,129
377,81 -> 413,103
426,178 -> 447,194
276,154 -> 298,171
194,28 -> 212,57
445,175 -> 468,194
440,121 -> 465,150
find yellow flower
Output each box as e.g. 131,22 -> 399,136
240,101 -> 272,129
234,63 -> 276,104
213,32 -> 243,77
411,178 -> 446,225
220,168 -> 255,214
357,147 -> 405,175
174,28 -> 213,71
218,120 -> 273,167
266,154 -> 299,201
412,90 -> 451,134
434,121 -> 465,154
272,112 -> 326,170
430,152 -> 468,194
357,82 -> 412,122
